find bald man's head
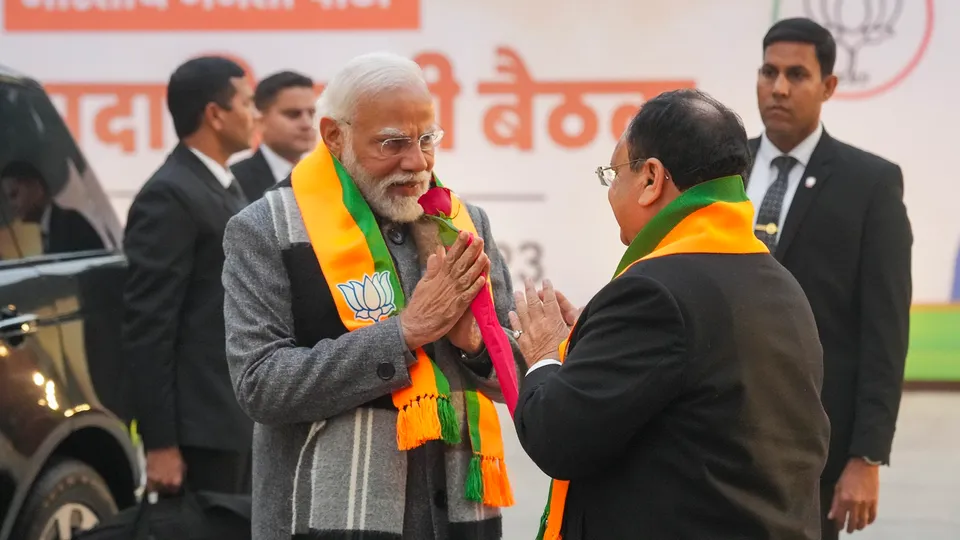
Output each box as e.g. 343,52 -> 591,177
625,89 -> 750,190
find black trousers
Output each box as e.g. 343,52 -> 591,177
820,483 -> 839,540
180,446 -> 251,494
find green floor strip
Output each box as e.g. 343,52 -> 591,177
905,305 -> 960,382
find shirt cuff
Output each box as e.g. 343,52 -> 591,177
526,358 -> 561,376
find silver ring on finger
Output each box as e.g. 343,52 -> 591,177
513,329 -> 523,339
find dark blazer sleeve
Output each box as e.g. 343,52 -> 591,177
231,152 -> 273,203
121,181 -> 197,450
851,166 -> 912,463
514,274 -> 687,480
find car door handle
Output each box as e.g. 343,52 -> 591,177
0,313 -> 40,338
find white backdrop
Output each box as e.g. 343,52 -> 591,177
2,0 -> 957,306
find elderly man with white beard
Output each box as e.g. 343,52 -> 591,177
221,52 -> 523,540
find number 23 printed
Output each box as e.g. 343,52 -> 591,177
498,240 -> 544,282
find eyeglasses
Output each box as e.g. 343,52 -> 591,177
379,130 -> 445,158
337,119 -> 445,158
595,157 -> 646,187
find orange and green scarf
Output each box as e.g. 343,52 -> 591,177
291,142 -> 513,508
536,174 -> 768,539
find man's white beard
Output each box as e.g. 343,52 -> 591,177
340,139 -> 431,223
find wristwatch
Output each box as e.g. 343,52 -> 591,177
860,456 -> 883,466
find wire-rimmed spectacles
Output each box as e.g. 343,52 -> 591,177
595,157 -> 646,187
379,130 -> 445,157
337,119 -> 445,158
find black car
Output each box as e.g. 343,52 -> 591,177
0,64 -> 140,539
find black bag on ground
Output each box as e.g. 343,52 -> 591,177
76,489 -> 251,540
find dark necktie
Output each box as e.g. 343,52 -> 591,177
755,155 -> 798,251
225,178 -> 248,210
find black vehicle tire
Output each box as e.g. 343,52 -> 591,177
11,458 -> 118,540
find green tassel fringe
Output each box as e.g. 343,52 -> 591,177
438,396 -> 461,444
535,480 -> 552,540
535,509 -> 548,540
465,454 -> 484,502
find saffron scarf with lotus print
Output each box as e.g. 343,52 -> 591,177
536,174 -> 769,540
290,141 -> 513,508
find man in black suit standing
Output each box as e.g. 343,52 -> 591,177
749,18 -> 913,538
1,161 -> 104,254
231,70 -> 316,201
122,56 -> 256,496
510,89 -> 830,540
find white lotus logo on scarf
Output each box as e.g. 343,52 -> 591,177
337,272 -> 397,322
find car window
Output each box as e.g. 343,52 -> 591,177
0,177 -> 23,262
0,78 -> 119,262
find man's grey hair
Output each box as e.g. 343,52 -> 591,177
315,52 -> 430,125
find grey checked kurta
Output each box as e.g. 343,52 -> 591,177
222,181 -> 524,540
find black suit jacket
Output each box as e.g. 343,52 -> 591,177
230,149 -> 275,203
122,143 -> 253,452
516,253 -> 830,540
46,204 -> 104,254
747,130 -> 912,484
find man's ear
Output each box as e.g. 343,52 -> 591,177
636,157 -> 667,207
319,117 -> 344,158
204,102 -> 222,132
822,74 -> 838,102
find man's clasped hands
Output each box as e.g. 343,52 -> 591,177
398,230 -> 581,368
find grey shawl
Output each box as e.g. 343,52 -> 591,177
222,182 -> 524,540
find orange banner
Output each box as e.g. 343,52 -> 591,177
478,47 -> 696,149
3,0 -> 419,31
42,47 -> 695,154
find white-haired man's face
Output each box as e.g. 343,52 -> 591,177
323,87 -> 439,223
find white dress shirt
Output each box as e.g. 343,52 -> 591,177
39,203 -> 52,236
746,123 -> 824,239
189,147 -> 235,189
259,144 -> 296,183
527,358 -> 562,375
37,203 -> 52,250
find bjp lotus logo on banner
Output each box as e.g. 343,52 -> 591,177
337,272 -> 398,322
772,0 -> 935,99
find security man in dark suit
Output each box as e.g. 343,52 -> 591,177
510,89 -> 830,540
231,70 -> 316,202
122,56 -> 256,495
1,161 -> 104,254
748,18 -> 913,538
